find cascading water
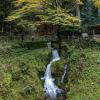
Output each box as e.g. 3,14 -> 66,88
47,42 -> 53,50
61,64 -> 67,84
42,42 -> 63,100
52,49 -> 60,62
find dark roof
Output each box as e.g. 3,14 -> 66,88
88,18 -> 100,29
90,24 -> 100,27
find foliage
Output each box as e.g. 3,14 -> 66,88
5,0 -> 81,37
6,0 -> 43,21
0,0 -> 99,36
0,1 -> 100,99
0,38 -> 100,100
92,0 -> 100,8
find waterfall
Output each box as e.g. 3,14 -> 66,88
47,42 -> 53,50
52,49 -> 60,62
61,64 -> 67,84
42,42 -> 63,100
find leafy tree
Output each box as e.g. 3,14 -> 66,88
7,0 -> 43,21
92,0 -> 100,8
6,0 -> 43,42
92,0 -> 100,17
34,7 -> 80,53
2,0 -> 99,40
0,0 -> 14,34
6,0 -> 80,43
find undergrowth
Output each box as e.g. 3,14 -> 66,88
0,39 -> 100,100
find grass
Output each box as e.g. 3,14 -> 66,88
0,41 -> 49,100
0,38 -> 100,100
65,39 -> 100,100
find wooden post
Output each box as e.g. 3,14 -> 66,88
93,29 -> 95,39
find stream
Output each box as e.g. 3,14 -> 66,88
41,42 -> 67,100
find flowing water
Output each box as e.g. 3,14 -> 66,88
42,42 -> 63,100
61,64 -> 67,84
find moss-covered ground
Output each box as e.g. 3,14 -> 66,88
0,39 -> 100,100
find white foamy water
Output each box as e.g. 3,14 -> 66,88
52,49 -> 60,62
47,42 -> 53,50
61,64 -> 67,84
42,42 -> 63,100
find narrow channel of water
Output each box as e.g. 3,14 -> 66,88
42,42 -> 65,100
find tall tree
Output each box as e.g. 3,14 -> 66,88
6,0 -> 43,42
75,0 -> 81,19
87,0 -> 92,16
6,0 -> 80,45
92,0 -> 100,17
0,0 -> 13,34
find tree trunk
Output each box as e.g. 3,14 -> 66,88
98,8 -> 100,17
87,0 -> 92,16
57,33 -> 61,55
76,3 -> 81,19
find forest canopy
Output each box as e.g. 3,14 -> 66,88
0,0 -> 100,35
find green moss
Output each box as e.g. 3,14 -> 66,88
0,39 -> 100,100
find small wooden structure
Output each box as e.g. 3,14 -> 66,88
88,24 -> 100,36
37,23 -> 56,36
